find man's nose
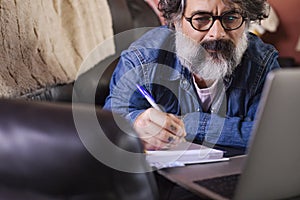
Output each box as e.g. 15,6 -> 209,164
207,20 -> 226,39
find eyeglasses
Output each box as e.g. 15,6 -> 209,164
184,11 -> 246,31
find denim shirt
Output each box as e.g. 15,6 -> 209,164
104,26 -> 280,149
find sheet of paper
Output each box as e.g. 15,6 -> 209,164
146,142 -> 229,169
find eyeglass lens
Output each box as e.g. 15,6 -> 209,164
190,12 -> 244,31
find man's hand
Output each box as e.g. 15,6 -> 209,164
133,108 -> 186,150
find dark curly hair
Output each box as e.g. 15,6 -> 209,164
158,0 -> 269,26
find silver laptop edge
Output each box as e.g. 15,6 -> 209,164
234,68 -> 300,200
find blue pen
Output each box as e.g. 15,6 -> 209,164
136,84 -> 162,111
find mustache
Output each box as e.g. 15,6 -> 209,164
201,39 -> 235,51
201,39 -> 235,60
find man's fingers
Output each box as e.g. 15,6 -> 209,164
136,122 -> 181,148
148,108 -> 166,127
143,134 -> 179,150
148,108 -> 185,137
134,108 -> 187,150
154,129 -> 181,143
135,116 -> 162,139
143,137 -> 172,150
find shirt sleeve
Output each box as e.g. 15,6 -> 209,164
103,50 -> 149,125
183,109 -> 254,148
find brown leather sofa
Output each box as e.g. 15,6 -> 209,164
23,0 -> 160,107
0,98 -> 158,200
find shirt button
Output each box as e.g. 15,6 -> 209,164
244,117 -> 251,121
181,79 -> 188,87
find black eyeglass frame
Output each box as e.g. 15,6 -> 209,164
184,11 -> 247,32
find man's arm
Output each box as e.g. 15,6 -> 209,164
183,109 -> 255,148
103,52 -> 186,150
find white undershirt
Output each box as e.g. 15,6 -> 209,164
192,76 -> 219,112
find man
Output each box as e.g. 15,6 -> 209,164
104,0 -> 280,151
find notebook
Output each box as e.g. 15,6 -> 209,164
194,68 -> 300,200
146,142 -> 228,169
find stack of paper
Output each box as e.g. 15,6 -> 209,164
146,142 -> 229,169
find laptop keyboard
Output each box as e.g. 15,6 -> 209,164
194,174 -> 241,199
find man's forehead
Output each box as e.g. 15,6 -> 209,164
185,0 -> 240,11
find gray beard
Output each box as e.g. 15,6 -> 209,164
175,27 -> 248,81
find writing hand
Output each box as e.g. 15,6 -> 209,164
133,108 -> 186,150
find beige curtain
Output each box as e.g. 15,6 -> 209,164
0,0 -> 115,97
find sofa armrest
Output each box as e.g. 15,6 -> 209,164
0,99 -> 158,200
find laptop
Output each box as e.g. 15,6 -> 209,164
194,68 -> 300,200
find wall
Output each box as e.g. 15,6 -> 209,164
261,0 -> 300,64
